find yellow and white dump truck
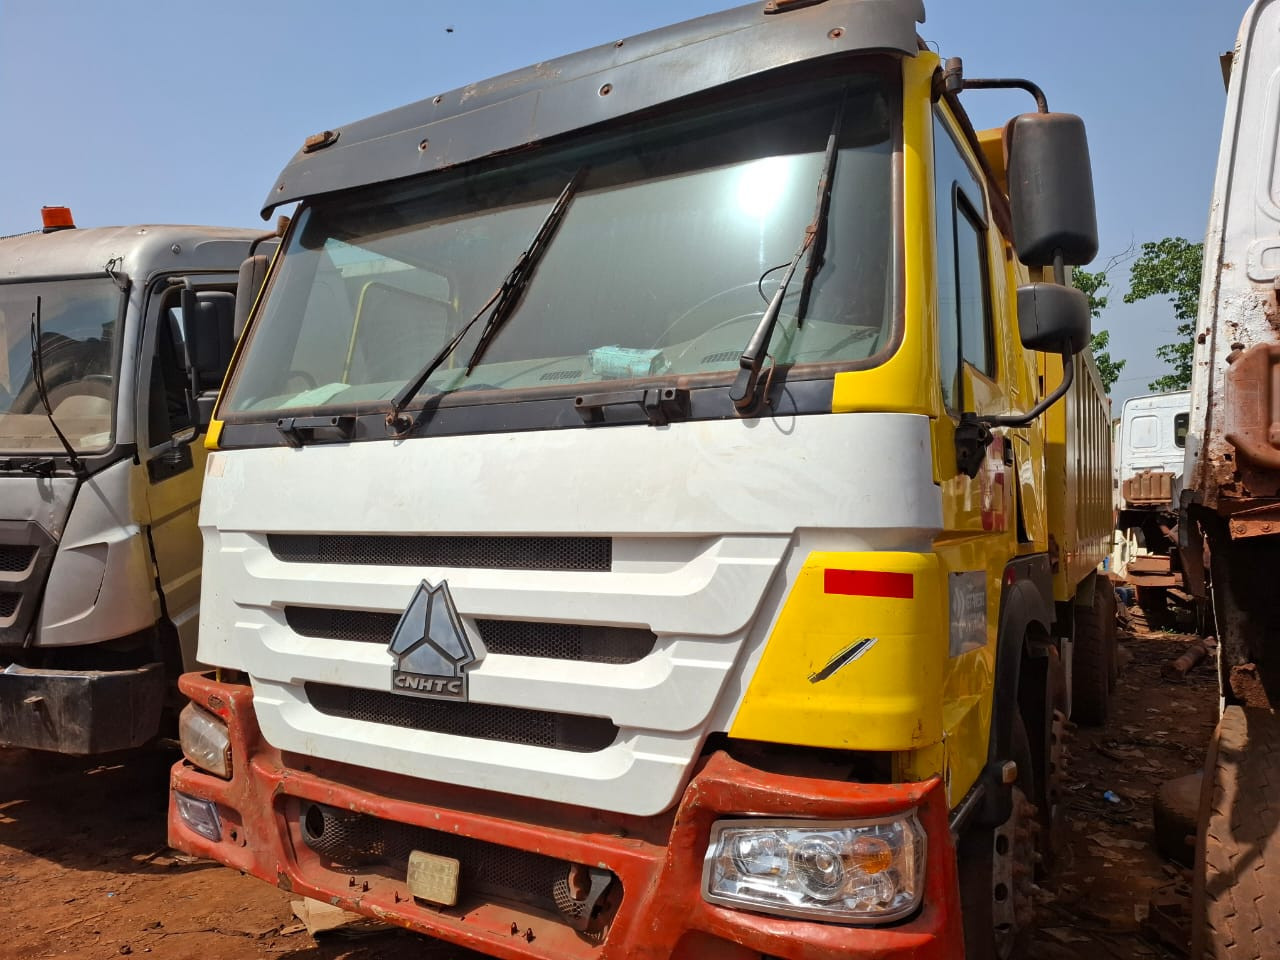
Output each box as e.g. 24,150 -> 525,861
169,2 -> 1113,957
0,210 -> 268,754
1182,1 -> 1280,955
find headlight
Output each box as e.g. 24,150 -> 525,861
179,703 -> 232,779
702,815 -> 926,923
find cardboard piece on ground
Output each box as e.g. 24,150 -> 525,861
291,898 -> 392,938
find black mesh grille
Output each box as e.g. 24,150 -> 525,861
0,593 -> 17,618
306,683 -> 618,753
300,802 -> 585,916
269,534 -> 611,572
539,370 -> 582,381
286,607 -> 400,644
0,546 -> 35,573
285,607 -> 655,665
700,350 -> 741,364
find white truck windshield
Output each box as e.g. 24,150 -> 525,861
0,277 -> 121,453
225,77 -> 895,417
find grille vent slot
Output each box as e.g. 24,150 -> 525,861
0,546 -> 35,574
306,683 -> 618,753
269,534 -> 610,572
699,350 -> 740,364
285,607 -> 655,664
539,370 -> 582,381
0,593 -> 18,618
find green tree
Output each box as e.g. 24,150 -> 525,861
1122,237 -> 1204,392
1074,266 -> 1126,394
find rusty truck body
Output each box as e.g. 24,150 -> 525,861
1184,0 -> 1280,955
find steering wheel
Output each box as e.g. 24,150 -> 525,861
284,370 -> 318,392
655,282 -> 774,348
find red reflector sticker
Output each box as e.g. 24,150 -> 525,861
824,569 -> 914,599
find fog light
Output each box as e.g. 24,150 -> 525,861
703,815 -> 925,923
173,791 -> 222,842
179,703 -> 231,778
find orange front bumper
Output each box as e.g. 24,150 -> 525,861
169,672 -> 965,960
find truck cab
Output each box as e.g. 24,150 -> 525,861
0,215 -> 268,754
1112,390 -> 1190,615
170,3 -> 1111,957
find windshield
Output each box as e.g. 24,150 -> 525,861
0,277 -> 122,453
224,76 -> 895,418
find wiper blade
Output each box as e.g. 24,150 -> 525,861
29,296 -> 86,477
386,167 -> 588,432
728,103 -> 844,413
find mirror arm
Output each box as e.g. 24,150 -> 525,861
976,343 -> 1075,430
942,59 -> 1049,113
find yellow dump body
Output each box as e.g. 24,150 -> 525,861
1044,350 -> 1113,600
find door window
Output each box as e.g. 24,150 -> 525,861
934,111 -> 994,411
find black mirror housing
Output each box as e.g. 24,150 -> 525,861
1017,282 -> 1090,354
177,288 -> 236,433
1007,112 -> 1099,268
234,252 -> 273,341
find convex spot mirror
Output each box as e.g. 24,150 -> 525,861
1007,113 -> 1099,268
1017,282 -> 1090,355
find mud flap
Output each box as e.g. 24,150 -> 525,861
0,661 -> 165,754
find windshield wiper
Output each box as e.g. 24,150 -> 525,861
728,103 -> 844,413
386,167 -> 588,433
29,297 -> 86,477
0,457 -> 57,477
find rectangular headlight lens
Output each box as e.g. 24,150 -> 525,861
178,703 -> 232,779
702,814 -> 926,923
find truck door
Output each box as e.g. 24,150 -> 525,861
934,106 -> 1018,535
138,276 -> 235,671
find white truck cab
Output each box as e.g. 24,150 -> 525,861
0,212 -> 270,754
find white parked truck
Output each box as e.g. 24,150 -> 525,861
1182,1 -> 1280,955
0,210 -> 270,754
1112,390 -> 1190,617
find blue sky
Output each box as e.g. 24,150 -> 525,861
0,0 -> 1246,405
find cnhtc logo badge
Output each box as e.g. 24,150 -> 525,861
387,580 -> 482,701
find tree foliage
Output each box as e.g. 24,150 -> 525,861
1074,267 -> 1125,394
1122,237 -> 1204,392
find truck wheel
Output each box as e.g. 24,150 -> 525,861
959,716 -> 1039,960
1192,706 -> 1280,958
1071,579 -> 1116,726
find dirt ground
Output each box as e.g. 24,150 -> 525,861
0,606 -> 1216,960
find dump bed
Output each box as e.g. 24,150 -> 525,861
1044,349 -> 1113,599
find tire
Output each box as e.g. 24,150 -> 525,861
1072,578 -> 1117,726
1192,706 -> 1280,959
959,715 -> 1039,960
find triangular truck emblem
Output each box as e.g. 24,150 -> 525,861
387,580 -> 483,701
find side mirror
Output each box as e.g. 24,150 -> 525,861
1017,282 -> 1090,354
178,288 -> 236,431
234,246 -> 275,341
1007,113 -> 1098,268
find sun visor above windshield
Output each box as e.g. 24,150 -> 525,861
260,0 -> 924,218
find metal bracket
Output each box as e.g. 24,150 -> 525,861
275,415 -> 357,448
555,866 -> 613,933
574,387 -> 690,426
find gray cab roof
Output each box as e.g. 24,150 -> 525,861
262,0 -> 925,218
0,224 -> 265,283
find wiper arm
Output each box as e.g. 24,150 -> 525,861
0,457 -> 57,477
728,104 -> 844,413
29,297 -> 86,477
386,167 -> 588,432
